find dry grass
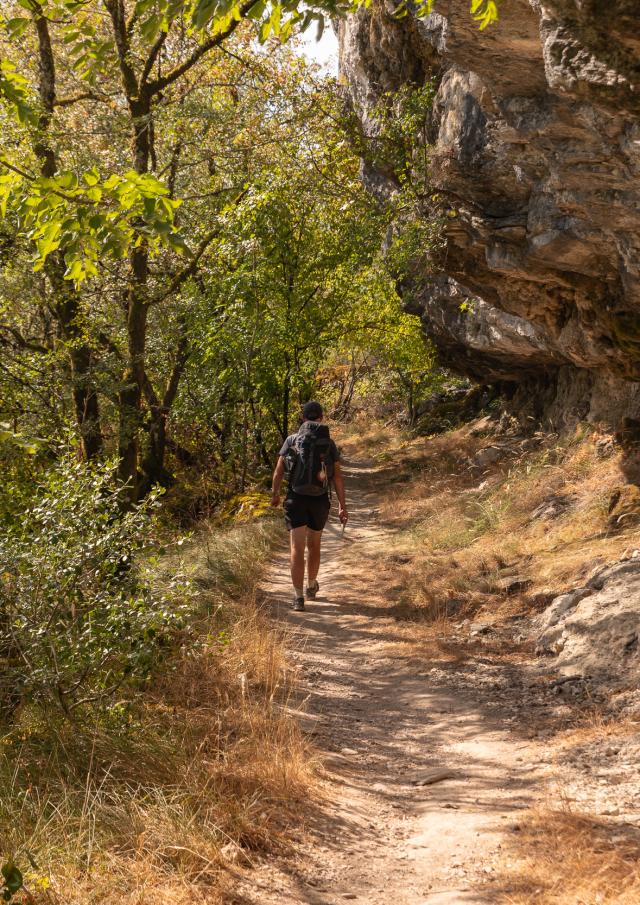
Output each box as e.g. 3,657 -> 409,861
1,517 -> 315,904
346,420 -> 634,635
491,804 -> 640,904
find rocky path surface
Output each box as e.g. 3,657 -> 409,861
232,461 -> 553,905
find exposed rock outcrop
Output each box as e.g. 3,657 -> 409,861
535,559 -> 640,685
339,0 -> 640,425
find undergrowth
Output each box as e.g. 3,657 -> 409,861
1,516 -> 313,904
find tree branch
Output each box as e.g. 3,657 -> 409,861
104,0 -> 139,100
0,325 -> 48,354
31,1 -> 57,178
54,91 -> 107,107
149,218 -> 230,306
146,0 -> 256,96
162,315 -> 189,410
140,29 -> 168,89
0,158 -> 35,181
142,369 -> 160,408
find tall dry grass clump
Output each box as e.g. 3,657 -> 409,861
492,805 -> 640,904
1,517 -> 314,904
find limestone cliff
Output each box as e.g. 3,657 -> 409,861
339,0 -> 640,425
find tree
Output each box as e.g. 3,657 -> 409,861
179,62 -> 388,488
0,0 -> 357,501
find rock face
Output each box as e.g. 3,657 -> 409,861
339,0 -> 640,425
535,560 -> 640,684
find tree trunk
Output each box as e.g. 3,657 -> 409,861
55,289 -> 103,460
282,365 -> 291,440
116,239 -> 149,500
139,316 -> 190,493
140,408 -> 172,494
33,5 -> 103,460
408,383 -> 415,426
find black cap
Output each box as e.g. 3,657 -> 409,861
302,400 -> 323,420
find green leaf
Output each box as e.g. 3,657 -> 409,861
5,17 -> 30,37
143,196 -> 157,219
258,17 -> 271,40
83,167 -> 101,187
140,14 -> 162,41
270,4 -> 281,36
192,0 -> 218,30
247,0 -> 266,18
64,259 -> 84,283
1,861 -> 23,896
57,172 -> 79,191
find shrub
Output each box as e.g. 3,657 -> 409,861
0,458 -> 191,716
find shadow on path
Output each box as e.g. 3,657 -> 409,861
233,460 -> 546,905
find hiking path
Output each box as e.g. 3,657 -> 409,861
233,458 -> 550,904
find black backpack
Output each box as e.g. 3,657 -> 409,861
285,422 -> 334,496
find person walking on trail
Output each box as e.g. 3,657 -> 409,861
271,400 -> 348,612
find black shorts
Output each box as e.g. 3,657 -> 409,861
283,492 -> 331,532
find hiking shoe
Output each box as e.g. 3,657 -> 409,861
306,580 -> 319,600
292,597 -> 305,612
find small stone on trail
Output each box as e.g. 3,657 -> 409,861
470,621 -> 493,636
494,575 -> 533,594
411,769 -> 454,786
220,842 -> 241,862
341,747 -> 358,756
474,446 -> 502,467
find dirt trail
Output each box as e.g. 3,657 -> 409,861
234,460 -> 549,904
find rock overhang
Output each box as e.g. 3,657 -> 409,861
339,0 -> 640,421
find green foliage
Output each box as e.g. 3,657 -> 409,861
0,60 -> 35,125
396,0 -> 499,28
0,860 -> 22,902
0,422 -> 43,455
177,68 -> 391,484
322,272 -> 442,422
0,458 -> 192,714
364,82 -> 435,184
347,81 -> 445,284
0,0 -> 499,140
0,165 -> 186,285
0,428 -> 49,530
470,0 -> 499,29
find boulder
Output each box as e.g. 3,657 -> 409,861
535,561 -> 640,682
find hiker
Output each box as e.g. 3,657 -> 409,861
271,401 -> 348,612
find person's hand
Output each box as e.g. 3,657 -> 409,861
271,492 -> 281,508
339,506 -> 348,525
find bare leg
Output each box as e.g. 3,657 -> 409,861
306,528 -> 323,584
290,526 -> 306,593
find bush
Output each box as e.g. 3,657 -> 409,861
0,458 -> 191,716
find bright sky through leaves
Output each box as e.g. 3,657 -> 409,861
294,25 -> 339,74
